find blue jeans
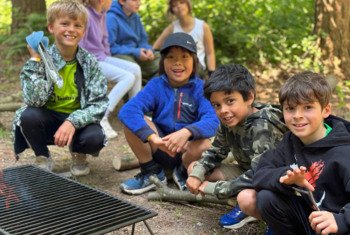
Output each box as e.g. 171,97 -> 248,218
99,56 -> 142,114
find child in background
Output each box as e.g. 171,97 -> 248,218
13,0 -> 109,176
253,72 -> 350,234
153,0 -> 215,79
186,64 -> 287,230
106,0 -> 160,82
118,32 -> 219,195
79,0 -> 142,139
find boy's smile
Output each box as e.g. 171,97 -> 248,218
164,47 -> 193,87
283,101 -> 331,145
210,91 -> 256,128
48,15 -> 85,59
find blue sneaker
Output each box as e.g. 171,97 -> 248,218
172,165 -> 188,191
120,170 -> 167,195
219,205 -> 257,229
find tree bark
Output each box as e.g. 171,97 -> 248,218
315,0 -> 350,79
11,0 -> 46,34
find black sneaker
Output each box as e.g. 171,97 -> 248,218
172,165 -> 188,191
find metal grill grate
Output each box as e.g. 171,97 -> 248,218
0,165 -> 157,235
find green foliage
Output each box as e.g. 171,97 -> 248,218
0,0 -> 11,34
0,13 -> 48,59
140,0 -> 316,68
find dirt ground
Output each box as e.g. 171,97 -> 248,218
1,65 -> 349,235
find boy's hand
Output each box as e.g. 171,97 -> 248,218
279,166 -> 315,191
139,48 -> 149,61
148,134 -> 176,157
27,45 -> 41,60
145,49 -> 155,60
309,211 -> 338,234
186,176 -> 202,194
198,181 -> 209,195
54,120 -> 76,147
162,128 -> 191,154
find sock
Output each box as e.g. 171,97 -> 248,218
140,159 -> 162,175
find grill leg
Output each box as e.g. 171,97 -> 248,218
143,220 -> 155,235
131,223 -> 135,235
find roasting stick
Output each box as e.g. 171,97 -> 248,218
38,42 -> 63,88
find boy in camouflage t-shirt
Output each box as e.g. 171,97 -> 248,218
186,64 -> 288,230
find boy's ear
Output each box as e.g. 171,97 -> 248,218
247,91 -> 255,106
322,103 -> 332,118
47,24 -> 54,34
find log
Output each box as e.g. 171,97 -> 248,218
147,175 -> 235,206
0,103 -> 23,112
112,155 -> 139,171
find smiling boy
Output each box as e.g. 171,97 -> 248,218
13,0 -> 108,176
253,71 -> 350,234
186,64 -> 288,230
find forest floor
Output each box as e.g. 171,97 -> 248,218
0,56 -> 349,235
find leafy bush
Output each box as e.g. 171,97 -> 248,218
0,13 -> 48,59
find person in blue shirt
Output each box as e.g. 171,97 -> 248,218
106,0 -> 159,82
118,32 -> 219,195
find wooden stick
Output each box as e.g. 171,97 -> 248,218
112,155 -> 139,171
0,103 -> 23,112
147,175 -> 235,206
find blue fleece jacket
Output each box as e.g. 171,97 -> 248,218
106,1 -> 152,58
118,74 -> 219,142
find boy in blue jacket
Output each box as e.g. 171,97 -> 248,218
106,0 -> 159,82
118,32 -> 219,195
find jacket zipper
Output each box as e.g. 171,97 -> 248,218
177,92 -> 183,120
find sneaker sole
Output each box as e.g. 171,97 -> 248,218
222,216 -> 257,229
70,167 -> 90,176
121,178 -> 167,195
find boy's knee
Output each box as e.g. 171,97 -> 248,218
20,107 -> 45,127
237,189 -> 256,212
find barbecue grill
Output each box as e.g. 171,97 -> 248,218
0,165 -> 157,235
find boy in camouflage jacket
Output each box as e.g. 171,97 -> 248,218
186,64 -> 288,230
13,0 -> 108,176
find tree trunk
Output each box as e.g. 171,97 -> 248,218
11,0 -> 46,34
315,0 -> 350,79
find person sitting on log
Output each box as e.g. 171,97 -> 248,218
186,64 -> 288,231
118,32 -> 219,195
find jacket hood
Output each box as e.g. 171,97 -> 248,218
245,103 -> 287,134
301,115 -> 350,148
108,1 -> 136,20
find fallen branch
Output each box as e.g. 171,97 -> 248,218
112,155 -> 139,171
147,175 -> 235,206
0,103 -> 23,112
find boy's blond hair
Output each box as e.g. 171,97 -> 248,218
279,71 -> 332,109
47,0 -> 88,27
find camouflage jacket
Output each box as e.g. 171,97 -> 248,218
190,103 -> 288,199
12,44 -> 108,135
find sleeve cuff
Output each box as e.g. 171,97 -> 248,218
189,163 -> 206,182
203,182 -> 217,195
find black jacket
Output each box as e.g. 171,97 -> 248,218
253,115 -> 350,234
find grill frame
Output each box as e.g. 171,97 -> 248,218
0,165 -> 157,235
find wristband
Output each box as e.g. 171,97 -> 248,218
30,57 -> 41,62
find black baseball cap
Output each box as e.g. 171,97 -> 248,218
160,32 -> 197,54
